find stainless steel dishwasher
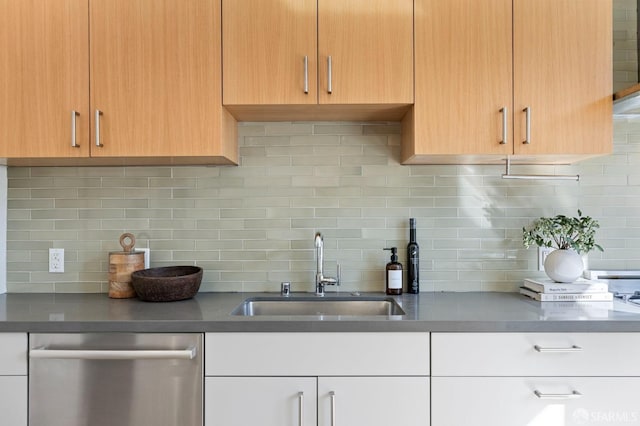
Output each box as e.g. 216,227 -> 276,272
29,333 -> 203,426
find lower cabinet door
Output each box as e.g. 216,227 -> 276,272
432,377 -> 640,426
318,377 -> 430,426
205,377 -> 316,426
0,376 -> 27,425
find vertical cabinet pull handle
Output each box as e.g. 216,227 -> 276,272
95,110 -> 103,147
523,107 -> 531,144
534,345 -> 583,353
500,107 -> 508,145
304,56 -> 309,94
534,390 -> 582,400
329,391 -> 336,426
71,111 -> 80,148
327,56 -> 333,94
298,392 -> 304,426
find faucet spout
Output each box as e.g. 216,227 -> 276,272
315,233 -> 324,278
314,232 -> 339,296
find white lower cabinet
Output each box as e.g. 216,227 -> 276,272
206,377 -> 317,426
318,377 -> 429,426
204,332 -> 430,426
0,376 -> 28,425
0,333 -> 28,426
432,377 -> 640,426
206,376 -> 429,426
205,331 -> 640,425
431,333 -> 640,426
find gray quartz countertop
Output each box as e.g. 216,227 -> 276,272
2,291 -> 640,333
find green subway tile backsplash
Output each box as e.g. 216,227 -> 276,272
6,119 -> 640,293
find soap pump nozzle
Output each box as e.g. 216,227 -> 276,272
384,247 -> 398,262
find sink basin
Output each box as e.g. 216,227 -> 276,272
231,296 -> 406,316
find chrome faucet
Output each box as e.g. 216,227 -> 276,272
315,232 -> 340,296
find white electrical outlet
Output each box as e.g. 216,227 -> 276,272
49,248 -> 64,273
537,246 -> 554,271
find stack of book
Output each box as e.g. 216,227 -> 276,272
537,300 -> 612,319
519,277 -> 612,302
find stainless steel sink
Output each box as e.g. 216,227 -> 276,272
231,296 -> 406,316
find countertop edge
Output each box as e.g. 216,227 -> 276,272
4,320 -> 640,333
3,291 -> 640,333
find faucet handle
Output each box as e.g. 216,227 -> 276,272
324,264 -> 341,287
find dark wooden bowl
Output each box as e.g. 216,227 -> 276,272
131,266 -> 203,302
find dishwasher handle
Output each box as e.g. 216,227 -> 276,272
30,346 -> 197,360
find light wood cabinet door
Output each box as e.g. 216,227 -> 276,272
409,0 -> 513,160
222,0 -> 317,105
90,0 -> 236,162
0,0 -> 89,158
513,0 -> 612,158
223,0 -> 413,109
405,0 -> 612,164
318,0 -> 414,104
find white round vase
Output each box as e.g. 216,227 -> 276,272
544,249 -> 584,283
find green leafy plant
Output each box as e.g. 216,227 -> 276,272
522,210 -> 603,254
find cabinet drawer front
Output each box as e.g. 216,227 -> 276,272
432,333 -> 640,376
432,377 -> 640,426
0,376 -> 27,426
205,332 -> 429,376
0,333 -> 27,375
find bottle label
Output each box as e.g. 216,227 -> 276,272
388,270 -> 402,289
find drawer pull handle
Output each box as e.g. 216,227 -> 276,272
330,391 -> 336,426
327,56 -> 333,94
95,110 -> 104,147
303,56 -> 309,94
30,347 -> 196,360
298,392 -> 304,426
534,390 -> 582,400
71,111 -> 80,148
499,107 -> 508,145
534,344 -> 583,353
523,107 -> 531,144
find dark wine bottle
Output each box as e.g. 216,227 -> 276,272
407,218 -> 419,293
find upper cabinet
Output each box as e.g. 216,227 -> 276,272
2,0 -> 613,166
317,0 -> 414,105
90,0 -> 236,163
1,0 -> 237,166
402,0 -> 612,165
222,0 -> 318,106
512,0 -> 612,159
0,0 -> 90,160
222,0 -> 414,121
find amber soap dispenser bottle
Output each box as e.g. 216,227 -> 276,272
384,247 -> 403,295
